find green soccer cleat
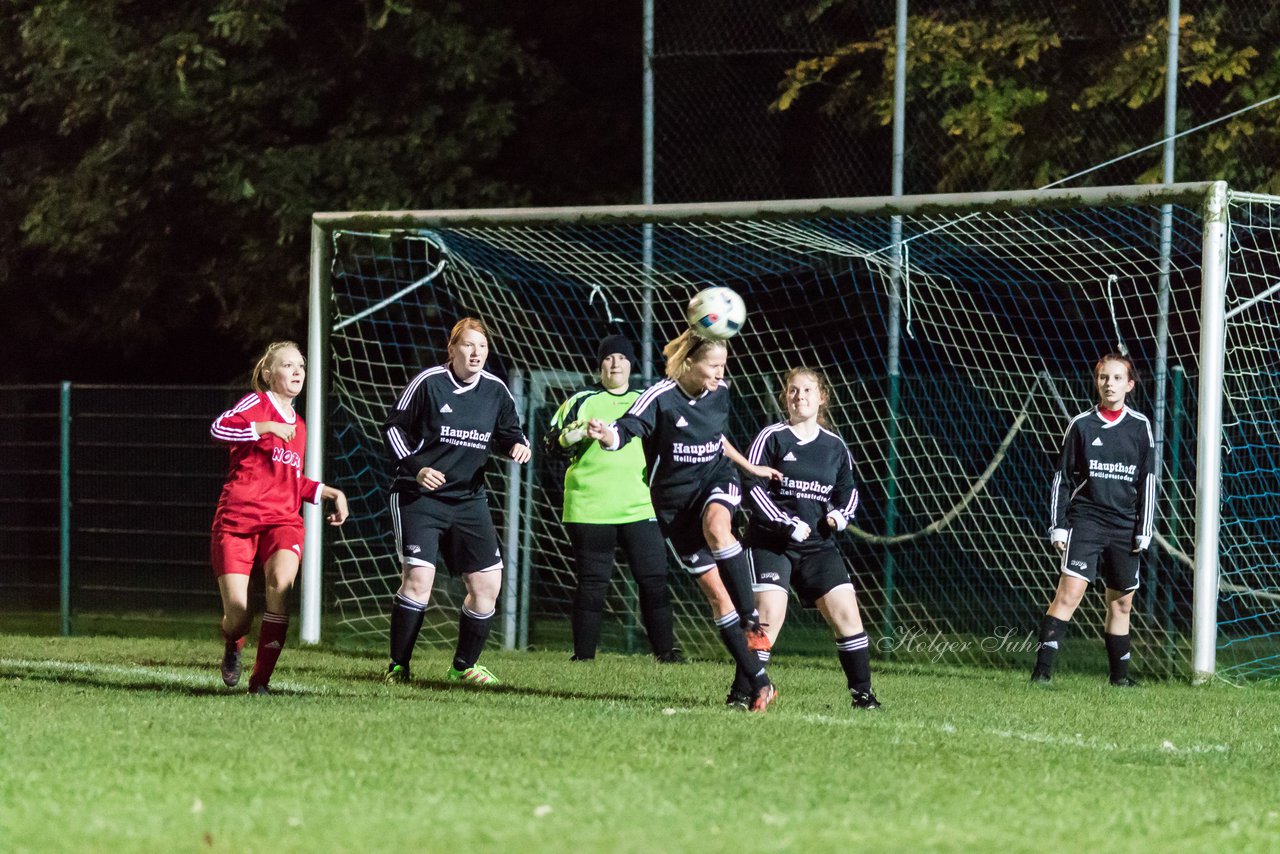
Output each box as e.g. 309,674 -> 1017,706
447,663 -> 501,686
385,663 -> 411,685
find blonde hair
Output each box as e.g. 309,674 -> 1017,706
448,317 -> 492,348
662,329 -> 727,381
252,341 -> 302,392
778,366 -> 833,429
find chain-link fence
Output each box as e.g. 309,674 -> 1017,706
0,385 -> 244,634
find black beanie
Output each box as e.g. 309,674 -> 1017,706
596,334 -> 637,366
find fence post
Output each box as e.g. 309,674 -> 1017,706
59,381 -> 72,637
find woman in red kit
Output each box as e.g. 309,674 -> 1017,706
210,341 -> 348,694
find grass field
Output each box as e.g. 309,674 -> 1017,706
3,634 -> 1279,853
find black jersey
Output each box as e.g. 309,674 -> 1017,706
383,365 -> 527,501
610,378 -> 732,507
746,421 -> 860,540
1049,406 -> 1155,541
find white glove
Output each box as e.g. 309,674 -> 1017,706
826,510 -> 847,532
790,519 -> 811,542
1049,528 -> 1068,546
1133,535 -> 1150,553
560,421 -> 587,447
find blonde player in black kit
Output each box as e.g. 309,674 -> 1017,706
746,367 -> 880,709
1032,353 -> 1155,687
382,318 -> 531,686
586,329 -> 784,712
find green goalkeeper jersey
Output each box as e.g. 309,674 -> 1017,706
546,383 -> 655,525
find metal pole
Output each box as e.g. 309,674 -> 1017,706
59,381 -> 71,637
882,0 -> 908,643
1165,364 -> 1185,668
301,221 -> 329,645
1151,0 -> 1180,617
641,0 -> 656,383
518,374 -> 536,651
1192,181 -> 1228,683
503,369 -> 525,650
892,0 -> 907,200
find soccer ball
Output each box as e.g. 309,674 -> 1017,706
685,286 -> 746,341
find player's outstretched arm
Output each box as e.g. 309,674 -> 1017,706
585,418 -> 620,449
723,437 -> 781,481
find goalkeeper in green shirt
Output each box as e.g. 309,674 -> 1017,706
546,335 -> 681,662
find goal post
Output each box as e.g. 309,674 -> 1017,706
302,181 -> 1280,683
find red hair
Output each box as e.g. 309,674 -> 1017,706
1094,352 -> 1138,382
779,366 -> 833,429
448,317 -> 492,348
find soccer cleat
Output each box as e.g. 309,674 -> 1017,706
1030,666 -> 1052,685
248,684 -> 270,696
655,648 -> 686,664
384,663 -> 411,685
749,682 -> 778,713
724,690 -> 751,711
851,690 -> 882,710
220,645 -> 242,688
569,654 -> 595,662
447,663 -> 501,686
745,623 -> 772,654
1110,676 -> 1140,688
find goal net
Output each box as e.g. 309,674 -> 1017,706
309,183 -> 1280,682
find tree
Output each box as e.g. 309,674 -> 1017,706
772,1 -> 1280,195
0,0 -> 560,382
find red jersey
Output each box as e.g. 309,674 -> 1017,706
211,391 -> 322,533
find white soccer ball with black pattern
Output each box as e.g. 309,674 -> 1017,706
685,286 -> 746,341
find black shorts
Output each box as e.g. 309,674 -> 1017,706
749,535 -> 852,606
389,491 -> 503,575
653,458 -> 741,576
1060,521 -> 1140,592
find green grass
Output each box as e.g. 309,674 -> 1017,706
2,635 -> 1279,852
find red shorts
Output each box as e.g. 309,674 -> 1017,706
211,526 -> 304,577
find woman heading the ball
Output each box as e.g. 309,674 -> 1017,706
382,318 -> 530,686
210,341 -> 349,694
586,328 -> 783,712
744,367 -> 880,709
1032,352 -> 1155,687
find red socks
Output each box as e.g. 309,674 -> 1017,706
248,612 -> 289,690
